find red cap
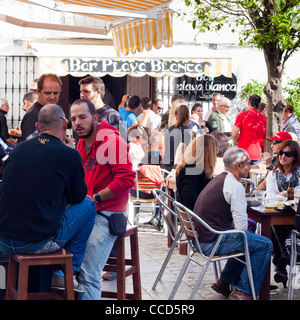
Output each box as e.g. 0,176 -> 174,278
267,132 -> 292,142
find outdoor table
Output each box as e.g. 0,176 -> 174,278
166,177 -> 187,255
247,205 -> 295,300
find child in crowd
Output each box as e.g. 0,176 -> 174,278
128,125 -> 147,169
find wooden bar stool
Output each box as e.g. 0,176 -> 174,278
6,248 -> 75,300
102,226 -> 142,300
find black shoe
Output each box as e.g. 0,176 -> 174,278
151,217 -> 162,231
274,271 -> 288,288
270,285 -> 278,291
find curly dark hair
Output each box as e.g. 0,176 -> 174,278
210,131 -> 230,157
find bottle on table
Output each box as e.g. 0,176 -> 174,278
287,179 -> 294,201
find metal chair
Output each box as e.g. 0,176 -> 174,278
129,166 -> 164,225
160,168 -> 177,201
241,178 -> 255,196
169,201 -> 256,300
287,229 -> 300,300
151,189 -> 188,290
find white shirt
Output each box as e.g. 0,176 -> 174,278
129,142 -> 145,169
137,110 -> 161,129
266,169 -> 293,196
223,171 -> 248,231
223,115 -> 232,132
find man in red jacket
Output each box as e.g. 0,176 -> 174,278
70,99 -> 135,300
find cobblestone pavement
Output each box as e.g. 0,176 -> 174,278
102,222 -> 300,301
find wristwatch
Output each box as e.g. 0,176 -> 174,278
94,194 -> 102,203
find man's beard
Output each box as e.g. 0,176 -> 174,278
77,122 -> 94,139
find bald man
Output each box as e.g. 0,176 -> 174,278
0,104 -> 96,293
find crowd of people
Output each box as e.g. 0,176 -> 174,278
0,72 -> 300,300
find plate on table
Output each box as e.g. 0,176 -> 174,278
246,197 -> 262,207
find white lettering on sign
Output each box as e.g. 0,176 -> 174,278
63,58 -> 211,75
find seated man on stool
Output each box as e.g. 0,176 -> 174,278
0,104 -> 97,292
70,99 -> 135,300
193,147 -> 273,300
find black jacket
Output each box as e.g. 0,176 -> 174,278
21,102 -> 43,141
176,164 -> 212,210
0,109 -> 9,141
0,134 -> 87,242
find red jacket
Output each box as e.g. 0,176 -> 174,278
77,121 -> 135,212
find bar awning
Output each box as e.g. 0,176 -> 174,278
12,0 -> 172,55
112,11 -> 173,56
39,57 -> 232,78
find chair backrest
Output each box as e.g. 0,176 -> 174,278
133,166 -> 165,200
160,168 -> 172,181
240,178 -> 255,196
173,200 -> 224,256
152,189 -> 185,243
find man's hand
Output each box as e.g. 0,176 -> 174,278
118,94 -> 129,109
63,137 -> 75,149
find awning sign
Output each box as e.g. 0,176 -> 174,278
39,57 -> 232,78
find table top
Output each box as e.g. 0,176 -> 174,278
247,205 -> 296,217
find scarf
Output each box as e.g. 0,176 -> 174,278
276,170 -> 299,192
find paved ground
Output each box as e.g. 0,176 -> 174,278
102,219 -> 300,301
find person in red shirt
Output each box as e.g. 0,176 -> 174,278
70,98 -> 135,300
232,94 -> 266,164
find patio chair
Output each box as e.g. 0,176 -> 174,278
240,178 -> 255,196
169,201 -> 256,300
129,166 -> 164,226
287,229 -> 300,300
151,189 -> 188,290
160,168 -> 177,201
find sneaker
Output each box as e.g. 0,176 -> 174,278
51,270 -> 84,293
102,271 -> 117,281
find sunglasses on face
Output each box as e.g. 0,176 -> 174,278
272,140 -> 282,145
278,150 -> 294,157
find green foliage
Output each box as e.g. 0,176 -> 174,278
283,78 -> 300,118
179,0 -> 300,53
240,80 -> 266,102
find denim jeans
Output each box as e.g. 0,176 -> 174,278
200,232 -> 273,296
78,211 -> 127,300
0,198 -> 97,272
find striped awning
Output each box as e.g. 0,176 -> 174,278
12,0 -> 172,56
112,10 -> 173,56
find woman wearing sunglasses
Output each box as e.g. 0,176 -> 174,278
266,139 -> 300,197
266,139 -> 300,287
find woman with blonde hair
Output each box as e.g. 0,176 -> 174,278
176,134 -> 218,210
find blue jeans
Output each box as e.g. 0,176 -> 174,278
200,232 -> 273,296
78,211 -> 127,300
0,198 -> 97,272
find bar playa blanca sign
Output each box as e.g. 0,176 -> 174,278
39,57 -> 233,78
175,74 -> 237,100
